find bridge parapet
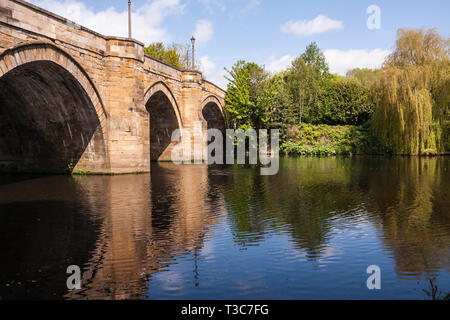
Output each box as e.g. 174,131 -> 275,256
106,38 -> 144,61
0,0 -> 108,54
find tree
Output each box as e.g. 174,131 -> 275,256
346,68 -> 381,87
285,56 -> 322,124
301,42 -> 330,77
281,43 -> 333,125
144,42 -> 185,69
248,63 -> 271,129
371,28 -> 449,154
266,72 -> 292,139
225,61 -> 271,129
385,28 -> 449,67
320,79 -> 375,125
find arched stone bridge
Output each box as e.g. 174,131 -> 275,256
0,0 -> 226,174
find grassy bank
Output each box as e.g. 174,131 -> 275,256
280,123 -> 389,156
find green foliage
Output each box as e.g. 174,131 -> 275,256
301,42 -> 330,77
346,68 -> 381,87
144,42 -> 184,69
284,55 -> 323,124
385,28 -> 449,67
67,162 -> 91,175
280,123 -> 388,156
67,162 -> 74,173
269,42 -> 374,128
224,30 -> 449,156
225,61 -> 271,129
319,78 -> 375,125
72,169 -> 91,175
226,42 -> 377,137
265,72 -> 292,139
371,28 -> 449,154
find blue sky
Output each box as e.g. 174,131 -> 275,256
30,0 -> 450,88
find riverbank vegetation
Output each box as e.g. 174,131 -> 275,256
225,28 -> 449,156
280,123 -> 388,156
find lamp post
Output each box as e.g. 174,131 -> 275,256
128,0 -> 132,38
190,36 -> 196,70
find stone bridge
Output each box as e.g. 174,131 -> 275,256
0,0 -> 226,174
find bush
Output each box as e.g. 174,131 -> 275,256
280,123 -> 389,156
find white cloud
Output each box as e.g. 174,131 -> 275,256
281,14 -> 343,36
30,0 -> 186,44
198,56 -> 228,89
264,49 -> 390,76
193,20 -> 214,45
198,0 -> 261,14
199,56 -> 216,75
242,0 -> 262,13
265,54 -> 294,74
209,69 -> 228,90
198,0 -> 226,14
324,48 -> 391,75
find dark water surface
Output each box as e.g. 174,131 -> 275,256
0,157 -> 449,300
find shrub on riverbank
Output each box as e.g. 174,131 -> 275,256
280,123 -> 389,156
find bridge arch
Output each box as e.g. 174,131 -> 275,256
0,42 -> 107,122
0,42 -> 108,172
144,81 -> 183,161
201,95 -> 226,131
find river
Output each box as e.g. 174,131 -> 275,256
0,157 -> 449,299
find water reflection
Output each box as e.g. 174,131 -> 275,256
0,157 -> 448,299
222,157 -> 450,277
0,176 -> 102,299
67,164 -> 223,299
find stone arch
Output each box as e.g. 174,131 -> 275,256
144,81 -> 182,161
0,41 -> 107,124
144,81 -> 183,128
0,42 -> 109,172
200,95 -> 226,130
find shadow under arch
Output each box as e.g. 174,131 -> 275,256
144,82 -> 182,161
0,42 -> 108,173
201,96 -> 226,163
201,95 -> 226,131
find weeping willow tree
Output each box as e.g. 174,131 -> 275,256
372,28 -> 450,155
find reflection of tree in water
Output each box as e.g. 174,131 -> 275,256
363,157 -> 450,278
222,157 -> 450,276
222,166 -> 274,247
223,158 -> 363,257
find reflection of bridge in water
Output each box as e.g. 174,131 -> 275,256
0,164 -> 225,299
66,164 -> 224,299
0,0 -> 226,174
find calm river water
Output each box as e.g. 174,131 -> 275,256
0,157 -> 449,300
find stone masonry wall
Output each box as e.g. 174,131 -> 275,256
0,0 -> 225,173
